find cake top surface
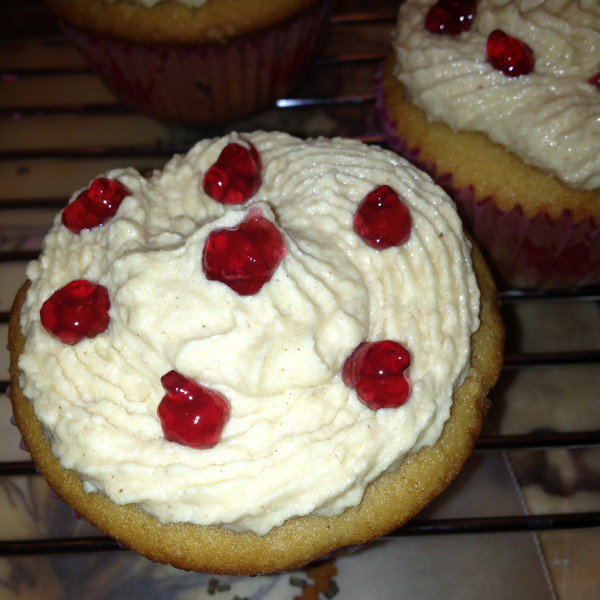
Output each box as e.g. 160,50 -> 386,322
19,131 -> 480,535
393,0 -> 600,191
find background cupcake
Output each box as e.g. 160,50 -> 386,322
376,0 -> 600,289
41,0 -> 333,125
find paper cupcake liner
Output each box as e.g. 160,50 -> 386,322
374,70 -> 600,290
60,1 -> 332,125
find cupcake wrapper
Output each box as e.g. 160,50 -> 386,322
375,69 -> 600,290
60,1 -> 332,124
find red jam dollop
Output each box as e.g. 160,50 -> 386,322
202,141 -> 262,205
158,370 -> 230,449
342,340 -> 411,410
40,279 -> 110,345
202,208 -> 286,296
425,0 -> 477,35
353,185 -> 411,250
62,177 -> 131,233
486,29 -> 534,77
589,71 -> 600,89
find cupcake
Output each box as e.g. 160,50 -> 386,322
376,0 -> 600,289
41,0 -> 333,124
9,131 -> 504,574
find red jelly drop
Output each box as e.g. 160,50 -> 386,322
353,185 -> 411,250
486,29 -> 534,77
343,340 -> 411,410
202,141 -> 262,205
425,0 -> 477,35
40,279 -> 110,345
62,177 -> 131,233
202,209 -> 286,295
158,370 -> 230,449
589,71 -> 600,89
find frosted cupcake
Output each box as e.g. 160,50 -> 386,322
10,131 -> 503,574
41,0 -> 332,124
377,0 -> 600,289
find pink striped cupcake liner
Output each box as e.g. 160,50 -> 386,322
375,69 -> 600,290
60,1 -> 332,125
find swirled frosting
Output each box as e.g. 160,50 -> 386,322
393,0 -> 600,190
19,132 -> 479,535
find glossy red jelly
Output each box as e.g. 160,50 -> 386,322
353,185 -> 411,250
425,0 -> 477,35
343,340 -> 411,410
589,71 -> 600,89
486,29 -> 534,77
158,370 -> 230,448
202,209 -> 286,295
62,177 -> 131,233
40,279 -> 110,345
202,141 -> 262,205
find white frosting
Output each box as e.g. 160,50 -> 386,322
19,132 -> 480,535
393,0 -> 600,190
